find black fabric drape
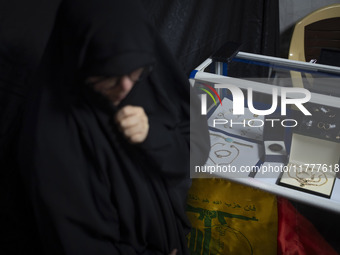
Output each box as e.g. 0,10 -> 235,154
141,0 -> 280,76
15,0 -> 209,254
0,0 -> 62,148
0,1 -> 62,254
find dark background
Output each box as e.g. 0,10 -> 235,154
142,0 -> 279,75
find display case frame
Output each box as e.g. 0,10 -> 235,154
190,51 -> 340,213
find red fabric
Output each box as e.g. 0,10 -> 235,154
277,197 -> 338,255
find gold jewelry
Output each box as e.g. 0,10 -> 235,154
227,145 -> 240,164
214,149 -> 232,158
210,133 -> 253,148
336,131 -> 340,140
317,122 -> 335,130
317,122 -> 327,130
212,143 -> 232,158
244,119 -> 254,127
287,163 -> 328,187
314,106 -> 336,118
240,130 -> 247,136
209,143 -> 240,165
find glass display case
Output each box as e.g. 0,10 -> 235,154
190,51 -> 340,213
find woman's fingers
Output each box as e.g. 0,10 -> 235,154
115,105 -> 149,143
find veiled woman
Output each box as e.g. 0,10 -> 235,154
18,0 -> 209,254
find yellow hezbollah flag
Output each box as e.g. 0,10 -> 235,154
186,178 -> 277,255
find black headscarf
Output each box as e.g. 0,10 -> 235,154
18,0 -> 209,254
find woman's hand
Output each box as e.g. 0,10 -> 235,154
115,105 -> 149,143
